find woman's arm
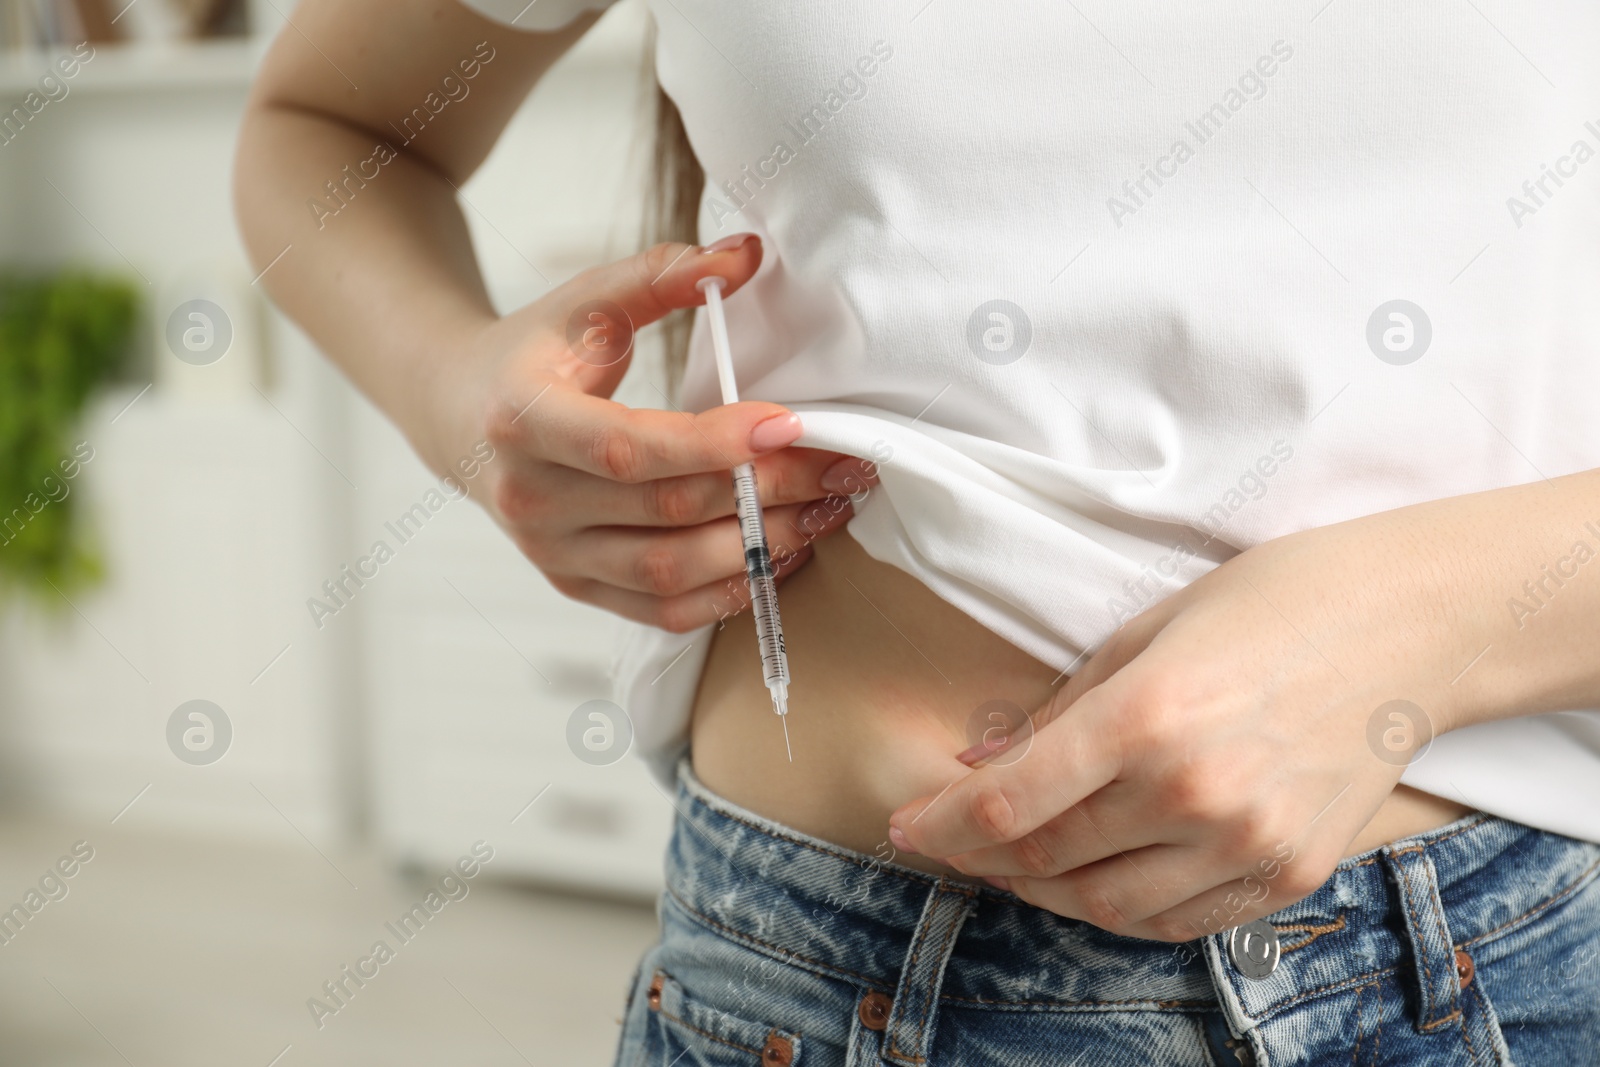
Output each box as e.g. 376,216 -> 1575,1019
891,467 -> 1600,941
234,0 -> 868,631
235,0 -> 584,465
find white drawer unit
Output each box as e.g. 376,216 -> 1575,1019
354,400 -> 675,897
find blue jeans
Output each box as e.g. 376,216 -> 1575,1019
615,763 -> 1600,1066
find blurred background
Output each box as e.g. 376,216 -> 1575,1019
0,1 -> 672,1062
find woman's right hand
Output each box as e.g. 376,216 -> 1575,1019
424,234 -> 874,632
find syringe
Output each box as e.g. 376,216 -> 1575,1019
697,275 -> 793,761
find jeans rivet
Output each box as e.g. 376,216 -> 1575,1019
762,1031 -> 794,1066
1227,920 -> 1281,980
1455,948 -> 1475,988
858,991 -> 892,1031
646,972 -> 664,1011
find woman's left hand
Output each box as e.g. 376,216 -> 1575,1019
887,508 -> 1497,943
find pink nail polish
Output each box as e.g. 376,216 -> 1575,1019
749,412 -> 802,452
954,743 -> 988,765
702,232 -> 759,254
818,459 -> 858,495
888,825 -> 917,856
955,735 -> 1008,765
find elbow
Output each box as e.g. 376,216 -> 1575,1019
230,106 -> 271,277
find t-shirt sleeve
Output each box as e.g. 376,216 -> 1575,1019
455,0 -> 616,31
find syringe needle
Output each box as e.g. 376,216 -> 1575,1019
781,714 -> 793,763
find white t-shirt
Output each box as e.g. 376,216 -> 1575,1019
464,0 -> 1600,843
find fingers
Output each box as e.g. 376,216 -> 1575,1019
501,388 -> 811,484
1131,860 -> 1334,943
548,499 -> 853,597
992,845 -> 1234,941
556,235 -> 763,336
530,236 -> 762,398
889,689 -> 1123,860
553,542 -> 815,634
995,841 -> 1334,943
528,450 -> 877,529
944,789 -> 1160,879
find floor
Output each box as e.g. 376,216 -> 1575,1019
0,815 -> 660,1067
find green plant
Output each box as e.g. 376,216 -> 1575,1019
0,271 -> 139,600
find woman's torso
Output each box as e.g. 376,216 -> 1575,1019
655,1 -> 1600,846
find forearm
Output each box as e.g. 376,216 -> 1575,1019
234,103 -> 494,472
1279,466 -> 1600,732
1432,467 -> 1600,725
233,0 -> 594,474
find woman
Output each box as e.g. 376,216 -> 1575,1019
235,1 -> 1600,1063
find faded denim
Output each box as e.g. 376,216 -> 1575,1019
614,763 -> 1600,1066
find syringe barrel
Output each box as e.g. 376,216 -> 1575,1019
731,464 -> 790,688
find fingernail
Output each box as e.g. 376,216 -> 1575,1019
887,824 -> 917,856
955,736 -> 1006,766
819,458 -> 873,495
749,412 -> 802,452
793,498 -> 851,543
702,232 -> 759,254
954,743 -> 988,766
775,545 -> 813,574
983,876 -> 1010,892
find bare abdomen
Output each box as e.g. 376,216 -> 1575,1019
688,534 -> 1469,875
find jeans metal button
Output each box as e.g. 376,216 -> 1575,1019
1227,920 -> 1281,980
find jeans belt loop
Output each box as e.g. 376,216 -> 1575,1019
1381,842 -> 1464,1033
881,878 -> 976,1067
1201,933 -> 1272,1067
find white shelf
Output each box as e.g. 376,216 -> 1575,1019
0,0 -> 647,98
0,38 -> 264,95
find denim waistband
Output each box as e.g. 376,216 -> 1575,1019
664,761 -> 1600,1034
